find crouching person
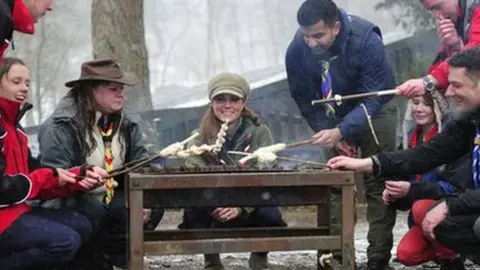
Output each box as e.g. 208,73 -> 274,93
178,73 -> 287,270
0,57 -> 107,270
37,59 -> 163,269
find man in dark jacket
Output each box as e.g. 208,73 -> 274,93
285,0 -> 398,268
0,0 -> 53,62
327,46 -> 480,265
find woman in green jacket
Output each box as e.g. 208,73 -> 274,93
179,72 -> 286,270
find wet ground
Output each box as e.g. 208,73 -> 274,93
144,206 -> 477,269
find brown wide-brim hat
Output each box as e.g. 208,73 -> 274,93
65,58 -> 139,88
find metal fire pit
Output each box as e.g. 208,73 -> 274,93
127,166 -> 355,270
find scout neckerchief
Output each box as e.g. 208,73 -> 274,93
319,60 -> 336,118
98,116 -> 116,204
410,124 -> 439,181
473,127 -> 480,189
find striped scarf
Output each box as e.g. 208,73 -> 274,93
473,128 -> 480,189
99,120 -> 115,204
319,60 -> 336,118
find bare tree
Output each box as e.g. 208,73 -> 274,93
91,0 -> 153,113
205,0 -> 215,79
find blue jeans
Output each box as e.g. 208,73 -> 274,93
179,207 -> 287,229
0,207 -> 91,270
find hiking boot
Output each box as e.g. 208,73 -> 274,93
366,260 -> 393,270
248,252 -> 269,270
204,254 -> 224,270
439,256 -> 465,270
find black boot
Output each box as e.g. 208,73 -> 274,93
439,256 -> 466,270
366,259 -> 392,270
204,254 -> 224,270
249,252 -> 269,270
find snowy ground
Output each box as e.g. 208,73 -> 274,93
142,206 -> 478,269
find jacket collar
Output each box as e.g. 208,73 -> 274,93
334,9 -> 352,54
0,96 -> 31,124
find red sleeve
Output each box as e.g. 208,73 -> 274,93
33,167 -> 90,200
430,8 -> 480,89
0,42 -> 8,65
24,168 -> 60,200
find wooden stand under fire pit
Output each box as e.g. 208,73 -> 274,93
126,167 -> 356,270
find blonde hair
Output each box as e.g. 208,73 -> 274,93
402,93 -> 443,149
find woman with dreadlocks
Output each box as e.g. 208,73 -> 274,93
37,59 -> 164,269
178,72 -> 287,270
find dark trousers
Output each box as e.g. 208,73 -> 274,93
435,213 -> 480,264
179,207 -> 286,229
0,207 -> 91,270
66,190 -> 164,268
68,191 -> 129,267
326,98 -> 398,262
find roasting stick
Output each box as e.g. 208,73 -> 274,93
76,121 -> 231,181
106,131 -> 200,176
237,138 -> 315,165
228,151 -> 331,169
311,89 -> 399,106
75,131 -> 201,181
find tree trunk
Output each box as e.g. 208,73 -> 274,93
91,0 -> 152,113
91,0 -> 157,150
205,0 -> 214,79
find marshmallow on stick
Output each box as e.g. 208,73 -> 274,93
158,132 -> 200,157
239,143 -> 287,165
176,120 -> 229,158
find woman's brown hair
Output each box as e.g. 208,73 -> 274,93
422,92 -> 435,108
67,80 -> 126,159
0,57 -> 27,81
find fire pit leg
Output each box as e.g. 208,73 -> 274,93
128,186 -> 144,270
341,184 -> 355,269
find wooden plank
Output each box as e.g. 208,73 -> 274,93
144,235 -> 341,255
341,185 -> 356,270
143,186 -> 329,208
144,227 -> 330,241
128,189 -> 144,270
129,170 -> 355,190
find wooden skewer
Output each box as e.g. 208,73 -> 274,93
311,89 -> 399,106
285,139 -> 313,149
228,151 -> 331,169
76,132 -> 201,180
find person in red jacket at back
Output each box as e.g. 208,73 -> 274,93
0,0 -> 53,62
0,57 -> 109,269
397,0 -> 480,98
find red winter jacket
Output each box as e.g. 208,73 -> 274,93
0,97 -> 86,234
429,4 -> 480,89
0,0 -> 35,63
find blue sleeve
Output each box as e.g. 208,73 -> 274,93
285,41 -> 336,133
337,32 -> 395,139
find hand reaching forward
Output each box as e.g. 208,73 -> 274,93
326,156 -> 373,172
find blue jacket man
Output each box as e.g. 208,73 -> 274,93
285,0 -> 398,269
286,8 -> 396,141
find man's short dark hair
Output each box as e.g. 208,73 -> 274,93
297,0 -> 340,27
448,47 -> 480,83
